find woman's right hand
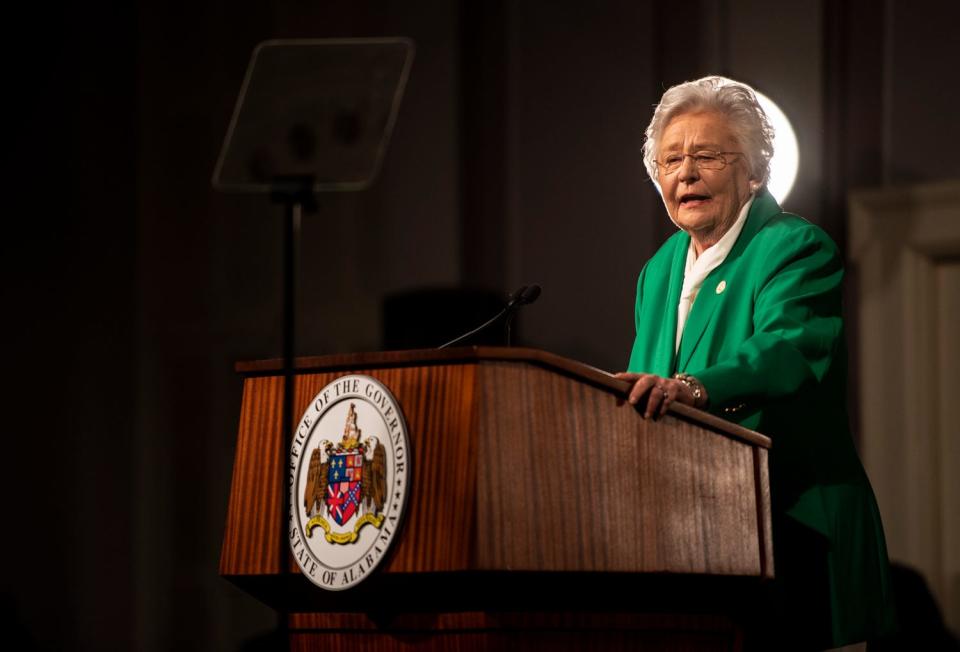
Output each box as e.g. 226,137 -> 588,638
614,372 -> 700,419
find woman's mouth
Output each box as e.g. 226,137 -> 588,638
679,193 -> 711,207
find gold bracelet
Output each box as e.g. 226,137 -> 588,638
673,373 -> 707,409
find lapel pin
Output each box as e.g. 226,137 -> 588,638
716,280 -> 727,294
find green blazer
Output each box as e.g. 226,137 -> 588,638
628,190 -> 895,646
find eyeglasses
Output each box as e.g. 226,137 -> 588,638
656,150 -> 743,174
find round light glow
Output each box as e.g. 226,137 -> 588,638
754,90 -> 799,205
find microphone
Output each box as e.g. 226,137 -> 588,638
504,284 -> 540,346
514,284 -> 541,306
438,284 -> 542,349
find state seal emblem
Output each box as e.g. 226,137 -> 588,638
289,375 -> 410,590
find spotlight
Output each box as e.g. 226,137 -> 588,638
754,90 -> 799,205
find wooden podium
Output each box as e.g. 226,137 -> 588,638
221,347 -> 773,651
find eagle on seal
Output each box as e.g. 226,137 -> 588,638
303,440 -> 332,517
360,436 -> 387,514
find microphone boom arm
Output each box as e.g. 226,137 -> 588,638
437,284 -> 541,349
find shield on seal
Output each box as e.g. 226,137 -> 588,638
325,450 -> 364,525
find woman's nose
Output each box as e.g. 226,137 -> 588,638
678,155 -> 700,182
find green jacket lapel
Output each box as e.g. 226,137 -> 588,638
675,190 -> 783,371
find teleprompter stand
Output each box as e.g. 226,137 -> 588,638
211,38 -> 415,641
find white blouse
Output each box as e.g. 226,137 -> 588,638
675,195 -> 755,352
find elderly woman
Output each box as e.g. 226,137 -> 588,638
616,76 -> 895,649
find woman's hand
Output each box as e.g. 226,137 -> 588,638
613,372 -> 700,419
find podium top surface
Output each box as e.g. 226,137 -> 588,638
235,347 -> 770,449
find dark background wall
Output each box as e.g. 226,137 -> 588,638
4,0 -> 959,649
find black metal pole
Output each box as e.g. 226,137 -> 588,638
280,199 -> 301,640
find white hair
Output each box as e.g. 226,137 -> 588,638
643,76 -> 775,187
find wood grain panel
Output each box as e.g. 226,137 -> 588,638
476,362 -> 761,575
220,375 -> 284,575
754,448 -> 774,579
